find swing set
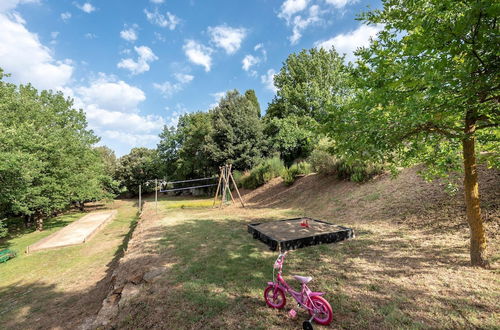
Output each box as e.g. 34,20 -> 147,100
137,164 -> 244,212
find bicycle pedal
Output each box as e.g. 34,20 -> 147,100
288,309 -> 297,319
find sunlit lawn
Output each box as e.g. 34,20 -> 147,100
0,200 -> 139,329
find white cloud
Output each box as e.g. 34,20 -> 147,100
208,25 -> 247,55
84,32 -> 97,39
71,76 -> 164,154
254,43 -> 263,51
99,130 -> 161,150
153,73 -> 194,98
183,40 -> 213,72
117,45 -> 158,75
165,105 -> 189,127
278,0 -> 309,21
314,24 -> 383,62
120,26 -> 138,42
0,0 -> 39,13
242,54 -> 259,71
209,91 -> 227,108
288,4 -> 321,44
76,2 -> 95,13
261,69 -> 277,93
153,81 -> 181,98
85,106 -> 164,133
60,12 -> 71,21
0,13 -> 73,90
150,0 -> 164,3
144,8 -> 179,30
76,75 -> 146,112
324,0 -> 357,9
174,73 -> 194,84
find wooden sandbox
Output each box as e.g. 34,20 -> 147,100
248,217 -> 354,251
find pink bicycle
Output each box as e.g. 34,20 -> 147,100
264,251 -> 333,329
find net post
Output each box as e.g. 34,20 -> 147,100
138,184 -> 142,213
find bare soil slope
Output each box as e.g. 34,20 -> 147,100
242,165 -> 499,256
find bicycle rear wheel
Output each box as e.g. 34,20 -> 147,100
307,296 -> 333,325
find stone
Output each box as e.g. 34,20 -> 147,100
93,296 -> 119,327
143,267 -> 166,283
119,283 -> 141,307
128,274 -> 143,285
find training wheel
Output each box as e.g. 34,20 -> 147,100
303,320 -> 313,330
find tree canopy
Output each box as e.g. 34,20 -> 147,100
0,70 -> 112,230
323,0 -> 499,266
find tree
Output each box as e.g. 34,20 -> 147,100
208,90 -> 264,170
116,148 -> 162,196
157,125 -> 180,179
95,146 -> 121,197
95,146 -> 118,177
0,70 -> 103,230
264,115 -> 318,165
327,0 -> 499,267
268,48 -> 349,121
245,89 -> 261,118
174,112 -> 214,178
265,48 -> 350,162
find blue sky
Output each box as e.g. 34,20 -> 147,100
0,0 -> 382,156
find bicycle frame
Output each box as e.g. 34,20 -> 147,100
267,252 -> 325,313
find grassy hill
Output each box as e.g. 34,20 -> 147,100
100,166 -> 499,329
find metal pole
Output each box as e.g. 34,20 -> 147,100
139,184 -> 142,212
155,179 -> 158,213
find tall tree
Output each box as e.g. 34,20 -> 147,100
265,48 -> 349,162
174,112 -> 214,178
268,48 -> 349,121
0,70 -> 104,230
245,89 -> 261,118
208,90 -> 264,170
327,0 -> 499,267
116,148 -> 162,195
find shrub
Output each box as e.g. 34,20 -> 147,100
0,219 -> 8,238
239,157 -> 285,189
232,170 -> 244,187
308,139 -> 383,182
282,161 -> 312,186
309,149 -> 337,175
335,159 -> 384,182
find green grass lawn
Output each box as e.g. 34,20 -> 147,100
0,200 -> 139,329
114,197 -> 499,330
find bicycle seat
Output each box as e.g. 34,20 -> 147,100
293,275 -> 312,284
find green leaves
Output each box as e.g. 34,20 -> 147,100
328,0 -> 500,179
0,71 -> 110,226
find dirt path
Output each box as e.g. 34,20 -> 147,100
27,210 -> 117,253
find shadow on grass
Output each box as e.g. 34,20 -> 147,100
110,215 -> 499,329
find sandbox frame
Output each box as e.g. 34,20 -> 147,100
247,217 -> 354,251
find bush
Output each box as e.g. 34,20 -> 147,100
0,219 -> 8,238
309,149 -> 337,175
335,160 -> 383,182
239,157 -> 285,189
308,140 -> 383,182
282,161 -> 312,186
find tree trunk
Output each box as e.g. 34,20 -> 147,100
24,214 -> 33,228
462,111 -> 488,267
79,201 -> 85,212
35,213 -> 44,231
